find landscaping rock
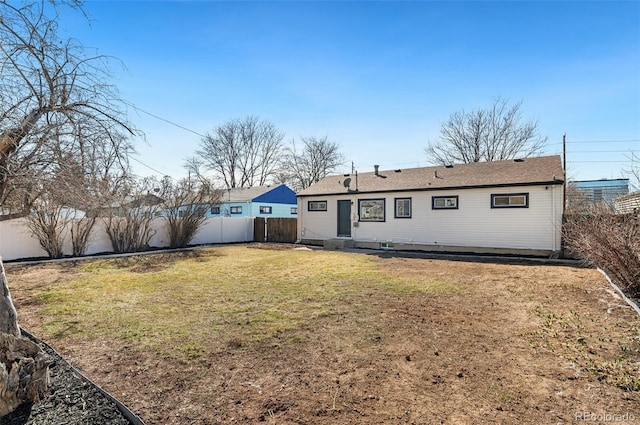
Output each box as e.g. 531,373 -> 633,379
0,259 -> 50,417
1,331 -> 134,424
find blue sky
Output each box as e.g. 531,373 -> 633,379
63,1 -> 639,184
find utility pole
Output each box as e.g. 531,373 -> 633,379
562,133 -> 567,214
562,133 -> 566,176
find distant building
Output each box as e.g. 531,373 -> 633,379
567,179 -> 629,207
208,184 -> 298,218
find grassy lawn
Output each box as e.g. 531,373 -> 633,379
31,246 -> 464,361
6,244 -> 640,424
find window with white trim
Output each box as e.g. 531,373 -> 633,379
259,206 -> 272,214
230,206 -> 242,214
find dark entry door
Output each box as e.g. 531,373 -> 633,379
337,200 -> 351,237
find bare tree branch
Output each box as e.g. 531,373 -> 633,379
623,151 -> 639,191
279,136 -> 344,191
425,97 -> 547,165
0,0 -> 138,219
197,116 -> 284,188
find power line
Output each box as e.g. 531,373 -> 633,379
129,156 -> 175,178
124,100 -> 206,138
547,139 -> 640,146
566,150 -> 637,154
567,139 -> 640,143
567,160 -> 636,163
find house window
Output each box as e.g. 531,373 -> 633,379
491,193 -> 529,208
259,206 -> 272,214
432,196 -> 458,209
395,198 -> 411,218
291,207 -> 298,214
308,200 -> 327,211
230,206 -> 242,214
210,206 -> 220,215
359,199 -> 385,222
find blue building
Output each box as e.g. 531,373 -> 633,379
208,184 -> 298,218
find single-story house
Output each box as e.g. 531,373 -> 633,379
296,155 -> 565,256
208,184 -> 298,218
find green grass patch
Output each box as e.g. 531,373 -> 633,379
35,246 -> 465,361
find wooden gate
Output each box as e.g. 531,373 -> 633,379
254,217 -> 298,243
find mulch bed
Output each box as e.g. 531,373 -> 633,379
1,330 -> 138,425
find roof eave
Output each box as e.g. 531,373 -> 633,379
296,179 -> 565,197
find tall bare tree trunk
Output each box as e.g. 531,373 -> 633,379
0,258 -> 50,416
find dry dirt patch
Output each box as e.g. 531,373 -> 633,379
5,246 -> 640,424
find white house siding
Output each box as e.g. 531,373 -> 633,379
298,184 -> 563,255
614,192 -> 640,214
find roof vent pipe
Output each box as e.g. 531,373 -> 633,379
374,164 -> 379,176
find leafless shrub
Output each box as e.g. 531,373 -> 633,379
69,216 -> 97,257
564,205 -> 640,298
25,194 -> 70,259
157,176 -> 221,248
101,178 -> 160,253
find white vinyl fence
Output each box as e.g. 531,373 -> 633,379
0,217 -> 254,261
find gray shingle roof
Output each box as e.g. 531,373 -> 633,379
297,155 -> 564,197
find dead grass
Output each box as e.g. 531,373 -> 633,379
13,246 -> 466,361
5,244 -> 640,424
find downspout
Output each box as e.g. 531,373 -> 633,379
551,184 -> 557,252
296,197 -> 303,243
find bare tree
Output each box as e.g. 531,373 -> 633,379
623,151 -> 639,191
197,116 -> 285,188
157,175 -> 221,248
0,1 -> 138,412
425,97 -> 547,165
0,0 -> 136,220
279,136 -> 344,191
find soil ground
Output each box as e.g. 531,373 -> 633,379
4,246 -> 640,424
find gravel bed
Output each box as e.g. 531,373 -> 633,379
1,331 -> 138,425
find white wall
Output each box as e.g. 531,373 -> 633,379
0,217 -> 254,261
298,184 -> 563,253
